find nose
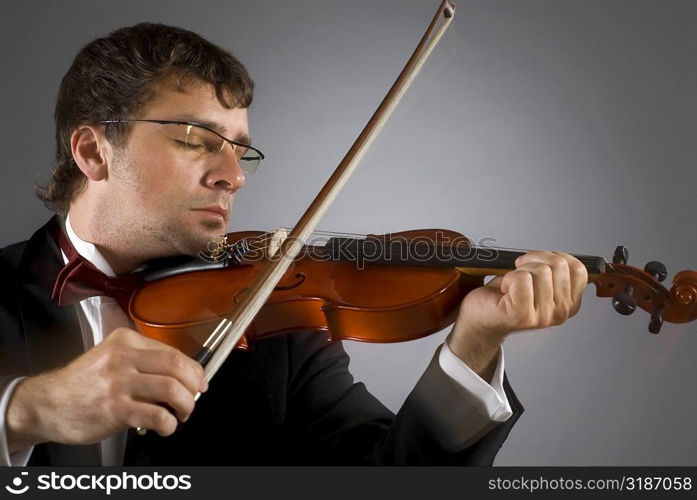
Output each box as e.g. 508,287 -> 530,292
202,144 -> 246,193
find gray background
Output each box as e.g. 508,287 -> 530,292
1,0 -> 695,465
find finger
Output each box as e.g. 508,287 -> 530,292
549,252 -> 572,308
107,328 -> 182,354
106,329 -> 208,393
516,262 -> 554,318
514,250 -> 550,268
129,348 -> 206,396
517,251 -> 573,320
500,269 -> 535,328
130,374 -> 196,422
519,252 -> 589,322
543,252 -> 588,317
123,401 -> 178,437
516,250 -> 571,304
564,254 -> 589,315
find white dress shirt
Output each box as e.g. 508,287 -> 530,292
0,215 -> 512,465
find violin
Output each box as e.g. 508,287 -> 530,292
128,227 -> 697,358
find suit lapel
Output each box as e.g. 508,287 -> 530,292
18,216 -> 85,373
18,215 -> 100,465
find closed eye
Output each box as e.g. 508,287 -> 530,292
175,139 -> 205,151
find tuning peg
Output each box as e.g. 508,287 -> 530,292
648,305 -> 664,334
612,284 -> 636,315
613,246 -> 629,265
644,261 -> 667,282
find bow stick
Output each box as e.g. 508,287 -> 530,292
202,0 -> 456,383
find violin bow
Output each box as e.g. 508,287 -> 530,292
203,0 -> 456,384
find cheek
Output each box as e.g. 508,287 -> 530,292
139,177 -> 184,212
133,157 -> 194,205
114,141 -> 203,215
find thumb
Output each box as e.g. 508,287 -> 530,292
472,275 -> 507,307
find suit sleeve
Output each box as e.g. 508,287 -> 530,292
0,377 -> 34,466
0,243 -> 36,465
283,332 -> 523,465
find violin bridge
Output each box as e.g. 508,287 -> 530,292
268,228 -> 289,258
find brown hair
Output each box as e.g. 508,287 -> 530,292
35,23 -> 254,215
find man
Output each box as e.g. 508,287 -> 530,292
0,23 -> 587,465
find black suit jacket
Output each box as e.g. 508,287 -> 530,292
0,217 -> 523,465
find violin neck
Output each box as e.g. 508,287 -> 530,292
452,249 -> 606,280
324,236 -> 606,278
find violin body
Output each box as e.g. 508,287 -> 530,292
129,229 -> 483,358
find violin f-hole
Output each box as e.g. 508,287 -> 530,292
233,273 -> 307,304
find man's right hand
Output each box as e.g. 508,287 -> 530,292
4,327 -> 208,453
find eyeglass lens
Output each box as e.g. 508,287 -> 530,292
166,123 -> 261,174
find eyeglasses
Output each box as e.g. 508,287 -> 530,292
99,119 -> 265,174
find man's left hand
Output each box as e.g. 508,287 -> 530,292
447,250 -> 588,381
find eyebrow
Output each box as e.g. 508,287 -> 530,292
170,115 -> 252,146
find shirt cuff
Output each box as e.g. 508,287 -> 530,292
0,377 -> 34,466
438,341 -> 513,422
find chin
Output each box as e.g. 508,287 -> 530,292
194,221 -> 229,249
164,213 -> 228,256
200,217 -> 227,231
198,220 -> 228,243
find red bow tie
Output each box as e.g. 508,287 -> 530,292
50,221 -> 140,311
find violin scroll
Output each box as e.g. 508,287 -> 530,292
594,247 -> 697,333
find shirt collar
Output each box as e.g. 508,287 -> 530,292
64,213 -> 117,277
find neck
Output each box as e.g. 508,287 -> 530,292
68,202 -> 146,275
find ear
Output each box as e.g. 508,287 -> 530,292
70,125 -> 112,181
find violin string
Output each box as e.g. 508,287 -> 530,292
243,230 -> 586,263
310,231 -> 606,258
227,230 -> 669,299
236,228 -> 534,253
228,229 -> 668,292
243,234 -> 273,250
237,228 -> 369,250
234,227 -> 645,271
230,231 -> 277,253
238,229 -> 610,266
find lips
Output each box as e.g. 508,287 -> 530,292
193,206 -> 229,219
